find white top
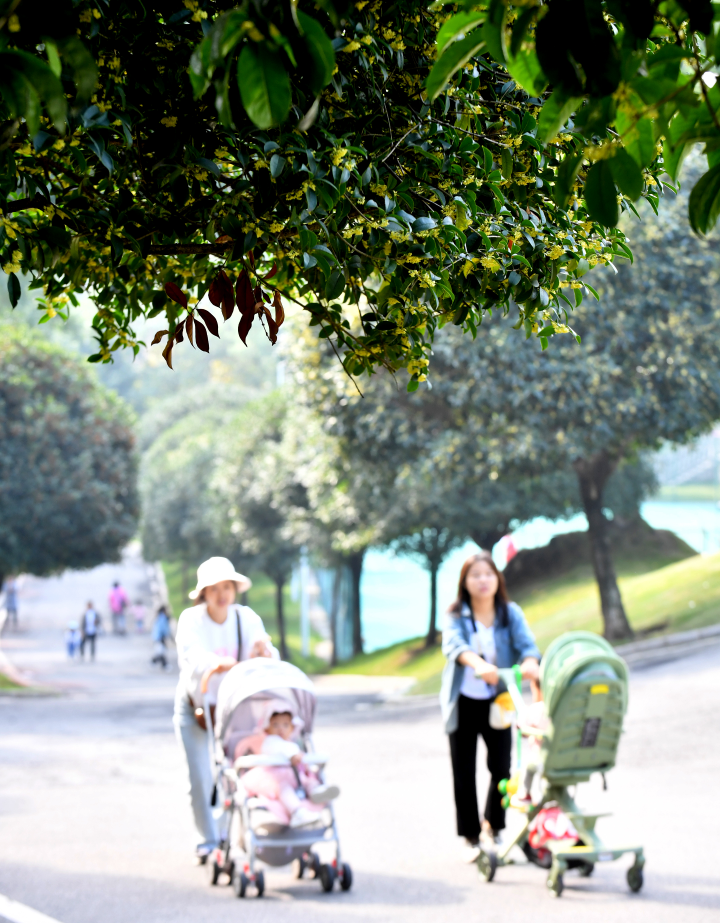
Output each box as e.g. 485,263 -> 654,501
460,620 -> 497,700
261,734 -> 301,760
176,603 -> 279,704
83,608 -> 100,636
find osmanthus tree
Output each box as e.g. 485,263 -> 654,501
2,0 -> 696,389
0,324 -> 138,586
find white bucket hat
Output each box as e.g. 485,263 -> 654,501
189,556 -> 252,599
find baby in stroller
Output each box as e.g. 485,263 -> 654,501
234,699 -> 340,828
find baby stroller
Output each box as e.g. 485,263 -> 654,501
477,631 -> 644,897
202,658 -> 352,898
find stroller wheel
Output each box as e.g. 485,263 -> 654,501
339,862 -> 353,891
477,849 -> 497,882
311,853 -> 322,879
234,871 -> 248,898
577,862 -> 594,878
293,857 -> 306,879
207,857 -> 221,886
547,873 -> 564,898
255,869 -> 265,897
319,864 -> 336,892
627,865 -> 644,893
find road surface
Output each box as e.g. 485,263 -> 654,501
1,560 -> 719,922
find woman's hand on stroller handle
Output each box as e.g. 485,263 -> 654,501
249,636 -> 273,658
200,656 -> 237,693
520,658 -> 540,682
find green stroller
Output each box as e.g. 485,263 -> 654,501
476,631 -> 644,897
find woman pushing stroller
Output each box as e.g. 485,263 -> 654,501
441,551 -> 540,862
174,557 -> 278,864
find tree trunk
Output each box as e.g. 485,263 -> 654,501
574,451 -> 634,641
348,548 -> 365,657
274,577 -> 290,661
330,566 -> 341,668
425,560 -> 440,647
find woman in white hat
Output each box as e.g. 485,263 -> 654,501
173,556 -> 279,863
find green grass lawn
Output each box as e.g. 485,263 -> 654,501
160,560 -> 327,675
656,483 -> 720,502
333,550 -> 720,694
0,672 -> 23,691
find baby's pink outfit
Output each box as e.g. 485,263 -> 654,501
235,732 -> 324,825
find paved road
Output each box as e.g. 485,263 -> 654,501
1,564 -> 719,923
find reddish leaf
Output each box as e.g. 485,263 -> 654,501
273,290 -> 285,328
162,339 -> 174,369
214,270 -> 234,319
197,308 -> 219,338
164,282 -> 188,309
175,324 -> 184,344
194,319 -> 210,353
248,249 -> 255,269
215,234 -> 231,244
151,328 -> 169,346
263,307 -> 278,345
238,311 -> 254,345
253,284 -> 262,305
263,262 -> 278,280
236,270 -> 254,314
208,277 -> 222,307
185,314 -> 194,346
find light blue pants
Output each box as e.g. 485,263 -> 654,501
173,691 -> 218,848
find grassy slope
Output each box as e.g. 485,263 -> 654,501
657,484 -> 720,502
0,673 -> 22,691
332,550 -> 720,693
161,560 -> 327,674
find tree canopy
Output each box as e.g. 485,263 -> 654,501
5,0 -> 706,388
0,324 -> 138,583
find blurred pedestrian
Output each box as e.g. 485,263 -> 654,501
441,551 -> 540,862
80,602 -> 100,661
132,599 -> 146,633
65,621 -> 82,658
151,605 -> 171,669
109,581 -> 128,635
3,576 -> 18,629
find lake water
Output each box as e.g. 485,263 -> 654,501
359,499 -> 720,653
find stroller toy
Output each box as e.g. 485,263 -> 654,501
477,631 -> 644,897
200,658 -> 352,898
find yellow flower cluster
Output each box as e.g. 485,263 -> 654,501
2,250 -> 22,274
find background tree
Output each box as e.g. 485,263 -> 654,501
0,325 -> 138,586
418,168 -> 720,639
140,412 -> 226,599
213,393 -> 306,660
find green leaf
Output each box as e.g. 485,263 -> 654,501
553,151 -> 584,209
0,50 -> 67,131
609,147 -> 644,200
537,89 -> 582,144
436,11 -> 486,55
426,31 -> 486,100
407,380 -> 420,392
584,160 -> 619,227
270,153 -> 286,178
325,269 -> 345,300
237,45 -> 291,129
688,163 -> 720,235
506,48 -> 546,97
57,36 -> 98,103
616,111 -> 656,168
501,147 -> 513,179
482,0 -> 507,64
7,272 -> 20,308
297,11 -> 335,96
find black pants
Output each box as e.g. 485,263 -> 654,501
449,694 -> 512,839
80,634 -> 96,659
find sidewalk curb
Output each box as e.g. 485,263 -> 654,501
615,623 -> 720,666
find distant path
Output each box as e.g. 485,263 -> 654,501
0,557 -> 718,922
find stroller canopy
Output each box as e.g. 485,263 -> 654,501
215,659 -> 317,754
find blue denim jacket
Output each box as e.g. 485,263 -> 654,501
440,601 -> 540,734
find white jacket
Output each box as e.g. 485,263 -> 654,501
175,603 -> 279,704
